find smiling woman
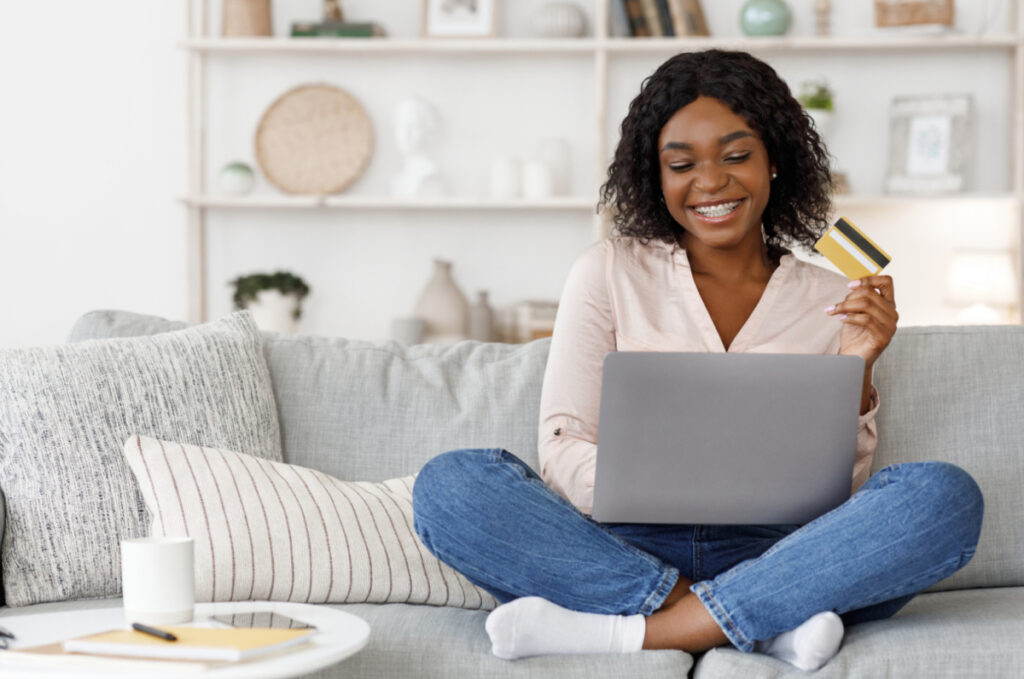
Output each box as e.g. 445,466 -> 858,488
411,48 -> 982,673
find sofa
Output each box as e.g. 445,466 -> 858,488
1,309 -> 1022,678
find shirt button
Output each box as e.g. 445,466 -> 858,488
554,428 -> 562,436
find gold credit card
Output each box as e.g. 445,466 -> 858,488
813,217 -> 892,280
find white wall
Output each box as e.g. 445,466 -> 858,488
0,0 -> 1019,348
0,1 -> 186,348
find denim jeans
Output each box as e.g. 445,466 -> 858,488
412,448 -> 983,653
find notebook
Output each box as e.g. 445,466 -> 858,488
591,352 -> 864,525
62,626 -> 316,662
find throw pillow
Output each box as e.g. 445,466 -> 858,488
123,435 -> 497,610
0,311 -> 282,606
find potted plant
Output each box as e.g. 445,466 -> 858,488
799,79 -> 835,142
230,271 -> 310,334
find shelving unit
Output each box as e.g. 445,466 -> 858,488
184,1 -> 1024,328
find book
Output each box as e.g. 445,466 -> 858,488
609,0 -> 632,37
622,0 -> 651,37
291,21 -> 386,38
639,0 -> 665,36
62,626 -> 316,662
1,642 -> 220,672
655,0 -> 676,36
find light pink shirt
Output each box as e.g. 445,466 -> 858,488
537,236 -> 879,515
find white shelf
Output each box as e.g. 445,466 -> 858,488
181,37 -> 597,54
181,195 -> 597,210
182,192 -> 1015,211
182,35 -> 1020,55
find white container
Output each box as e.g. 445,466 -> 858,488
522,160 -> 555,199
121,537 -> 195,626
489,156 -> 522,199
536,137 -> 571,195
247,289 -> 300,334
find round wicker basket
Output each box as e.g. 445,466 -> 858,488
255,84 -> 374,195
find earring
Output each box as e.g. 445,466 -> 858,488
771,171 -> 778,180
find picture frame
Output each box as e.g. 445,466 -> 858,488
422,0 -> 497,38
885,94 -> 973,194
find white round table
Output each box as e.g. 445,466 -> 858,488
0,600 -> 370,678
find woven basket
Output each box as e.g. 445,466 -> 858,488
255,84 -> 374,195
222,0 -> 272,37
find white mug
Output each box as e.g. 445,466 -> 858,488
121,537 -> 195,625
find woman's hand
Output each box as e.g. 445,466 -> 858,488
827,275 -> 898,371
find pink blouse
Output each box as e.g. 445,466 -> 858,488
537,236 -> 879,515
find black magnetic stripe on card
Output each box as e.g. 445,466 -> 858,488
834,218 -> 890,268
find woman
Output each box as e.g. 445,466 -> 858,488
412,50 -> 983,671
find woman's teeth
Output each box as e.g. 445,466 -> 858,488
693,200 -> 741,217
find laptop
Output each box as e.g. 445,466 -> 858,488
591,352 -> 864,525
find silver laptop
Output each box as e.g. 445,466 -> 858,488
591,352 -> 863,525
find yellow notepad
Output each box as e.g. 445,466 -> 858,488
63,626 -> 315,662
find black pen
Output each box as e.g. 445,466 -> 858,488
131,622 -> 177,641
0,623 -> 14,640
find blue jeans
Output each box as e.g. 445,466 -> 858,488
412,448 -> 983,653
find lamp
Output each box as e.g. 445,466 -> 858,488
945,250 -> 1018,324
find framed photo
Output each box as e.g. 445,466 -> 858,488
885,94 -> 973,194
422,0 -> 497,38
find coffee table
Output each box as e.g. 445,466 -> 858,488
0,600 -> 370,678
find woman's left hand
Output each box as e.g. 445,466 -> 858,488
827,275 -> 898,370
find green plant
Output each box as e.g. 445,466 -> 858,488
799,80 -> 834,111
230,271 -> 311,320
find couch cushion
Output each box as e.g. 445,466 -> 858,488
872,326 -> 1024,591
315,602 -> 692,678
68,310 -> 552,479
692,587 -> 1024,678
124,435 -> 495,609
0,312 -> 282,606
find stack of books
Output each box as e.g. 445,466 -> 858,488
291,21 -> 387,38
611,0 -> 709,38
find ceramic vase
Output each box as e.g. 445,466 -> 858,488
740,0 -> 791,36
468,291 -> 496,342
531,2 -> 587,38
246,289 -> 300,334
414,259 -> 469,344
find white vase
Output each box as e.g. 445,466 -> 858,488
468,291 -> 496,342
246,289 -> 300,334
531,2 -> 587,38
414,259 -> 469,344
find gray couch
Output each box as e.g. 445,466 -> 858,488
2,310 -> 1022,677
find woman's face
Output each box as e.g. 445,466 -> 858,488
658,96 -> 774,253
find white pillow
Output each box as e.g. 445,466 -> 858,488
123,435 -> 496,610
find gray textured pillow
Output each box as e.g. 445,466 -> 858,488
0,311 -> 282,606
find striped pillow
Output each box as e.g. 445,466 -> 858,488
123,435 -> 496,610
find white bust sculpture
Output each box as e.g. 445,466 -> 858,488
392,97 -> 445,197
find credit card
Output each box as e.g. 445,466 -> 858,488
813,217 -> 892,280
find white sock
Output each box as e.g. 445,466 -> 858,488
756,611 -> 844,671
485,596 -> 646,660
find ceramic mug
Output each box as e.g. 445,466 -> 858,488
121,536 -> 195,625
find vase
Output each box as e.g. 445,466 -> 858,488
531,2 -> 588,38
740,0 -> 791,36
414,259 -> 469,344
468,291 -> 496,342
222,0 -> 272,37
246,289 -> 300,334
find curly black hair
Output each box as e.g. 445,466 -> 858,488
598,49 -> 832,260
